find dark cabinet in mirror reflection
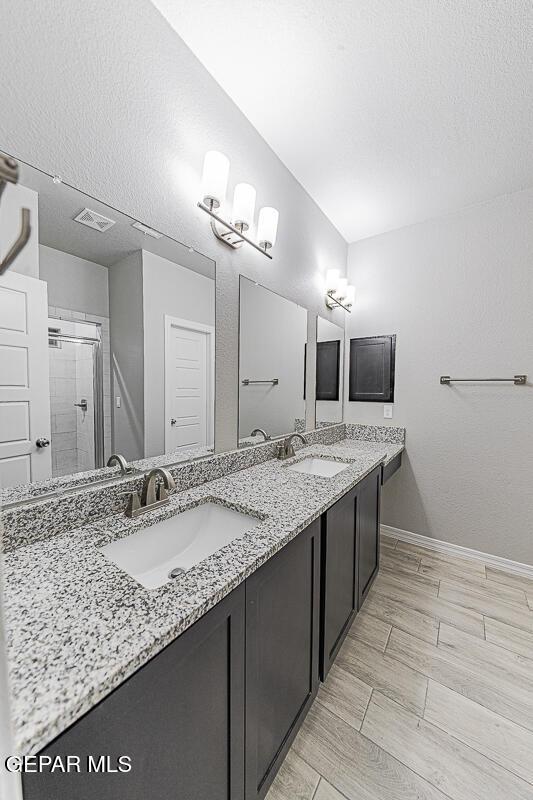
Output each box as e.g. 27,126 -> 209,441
316,340 -> 340,401
303,339 -> 341,401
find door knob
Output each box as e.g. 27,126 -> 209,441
36,437 -> 50,448
74,399 -> 88,412
170,418 -> 177,426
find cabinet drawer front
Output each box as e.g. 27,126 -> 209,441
245,519 -> 320,799
322,487 -> 358,676
23,585 -> 245,800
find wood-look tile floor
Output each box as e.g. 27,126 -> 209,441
266,535 -> 533,800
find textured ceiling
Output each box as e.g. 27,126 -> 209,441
152,0 -> 533,242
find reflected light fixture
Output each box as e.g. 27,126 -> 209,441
197,151 -> 278,259
325,269 -> 355,312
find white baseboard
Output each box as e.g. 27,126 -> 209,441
381,524 -> 533,579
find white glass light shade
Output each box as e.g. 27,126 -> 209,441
201,151 -> 230,209
232,183 -> 256,231
325,269 -> 340,293
336,277 -> 348,299
345,285 -> 355,306
257,207 -> 279,249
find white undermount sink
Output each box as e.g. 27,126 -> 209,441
100,502 -> 261,590
287,457 -> 350,478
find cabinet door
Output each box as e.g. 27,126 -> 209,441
349,335 -> 396,402
23,585 -> 245,800
245,519 -> 320,800
358,465 -> 382,607
321,487 -> 358,678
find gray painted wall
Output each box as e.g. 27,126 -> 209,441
109,252 -> 145,461
346,188 -> 533,565
39,245 -> 109,318
0,0 -> 347,453
142,250 -> 215,457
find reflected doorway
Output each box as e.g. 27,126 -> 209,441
48,318 -> 104,476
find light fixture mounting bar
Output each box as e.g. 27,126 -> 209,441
197,201 -> 273,259
325,290 -> 352,312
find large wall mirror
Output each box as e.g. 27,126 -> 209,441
316,316 -> 344,425
238,276 -> 307,444
0,155 -> 216,502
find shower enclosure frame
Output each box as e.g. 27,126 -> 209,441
47,321 -> 105,471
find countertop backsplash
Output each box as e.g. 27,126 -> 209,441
1,423 -> 347,553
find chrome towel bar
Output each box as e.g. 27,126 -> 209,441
440,375 -> 527,385
242,378 -> 279,386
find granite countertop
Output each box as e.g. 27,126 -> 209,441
3,437 -> 403,756
0,444 -> 215,509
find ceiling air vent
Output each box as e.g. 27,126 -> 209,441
73,208 -> 116,233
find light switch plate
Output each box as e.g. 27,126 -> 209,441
116,396 -> 121,408
383,404 -> 393,419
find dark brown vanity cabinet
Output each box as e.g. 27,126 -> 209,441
357,465 -> 382,606
22,519 -> 321,800
22,476 -> 381,800
23,584 -> 246,800
320,485 -> 358,677
320,465 -> 382,678
245,518 -> 321,800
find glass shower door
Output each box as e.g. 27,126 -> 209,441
48,319 -> 104,477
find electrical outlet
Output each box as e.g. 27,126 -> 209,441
383,404 -> 393,419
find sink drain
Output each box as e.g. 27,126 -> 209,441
168,566 -> 186,580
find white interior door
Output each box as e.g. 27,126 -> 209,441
0,271 -> 51,488
165,316 -> 214,452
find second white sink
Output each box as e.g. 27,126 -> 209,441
287,457 -> 350,478
100,501 -> 261,589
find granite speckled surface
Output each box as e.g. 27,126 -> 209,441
1,424 -> 345,552
0,423 -> 401,512
3,436 -> 402,756
0,445 -> 214,507
345,422 -> 406,444
0,463 -> 139,507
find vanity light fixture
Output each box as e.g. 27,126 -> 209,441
201,150 -> 230,209
325,268 -> 355,312
232,182 -> 256,231
337,277 -> 348,299
257,206 -> 279,251
197,151 -> 278,259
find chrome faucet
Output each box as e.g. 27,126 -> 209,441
107,453 -> 132,475
250,428 -> 271,441
276,432 -> 308,460
125,467 -> 176,518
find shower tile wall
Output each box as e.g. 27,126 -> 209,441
48,308 -> 112,477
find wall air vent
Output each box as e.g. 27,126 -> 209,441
73,208 -> 116,233
131,221 -> 163,239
